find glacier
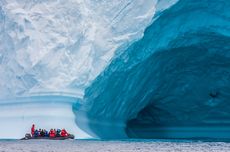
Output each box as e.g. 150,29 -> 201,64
76,0 -> 230,139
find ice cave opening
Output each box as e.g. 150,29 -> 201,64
126,38 -> 230,139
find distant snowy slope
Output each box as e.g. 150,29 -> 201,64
0,0 -> 158,99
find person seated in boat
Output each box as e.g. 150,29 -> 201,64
61,129 -> 68,137
53,129 -> 57,137
56,129 -> 61,137
54,129 -> 56,136
34,129 -> 39,137
38,129 -> 42,136
44,129 -> 49,137
49,129 -> 56,138
31,124 -> 35,136
40,129 -> 45,137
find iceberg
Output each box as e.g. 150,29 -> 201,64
1,0 -> 230,140
0,0 -> 159,138
77,0 -> 230,139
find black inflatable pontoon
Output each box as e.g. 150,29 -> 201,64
21,133 -> 75,140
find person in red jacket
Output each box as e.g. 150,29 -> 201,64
31,124 -> 35,136
49,129 -> 55,138
61,129 -> 68,137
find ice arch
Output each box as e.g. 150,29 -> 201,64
77,0 -> 230,139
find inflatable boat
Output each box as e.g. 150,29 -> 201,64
21,133 -> 75,140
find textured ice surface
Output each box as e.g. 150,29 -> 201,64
0,140 -> 230,152
78,0 -> 230,139
0,0 -> 157,98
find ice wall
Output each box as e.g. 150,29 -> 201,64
0,95 -> 90,139
79,0 -> 230,139
0,0 -> 156,99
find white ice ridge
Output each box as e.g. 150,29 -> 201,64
0,0 -> 158,98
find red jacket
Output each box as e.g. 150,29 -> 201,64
61,129 -> 68,137
49,130 -> 56,138
31,125 -> 35,135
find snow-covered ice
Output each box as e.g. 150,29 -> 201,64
0,0 -> 159,98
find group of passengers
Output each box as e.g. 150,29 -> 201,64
31,124 -> 69,138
